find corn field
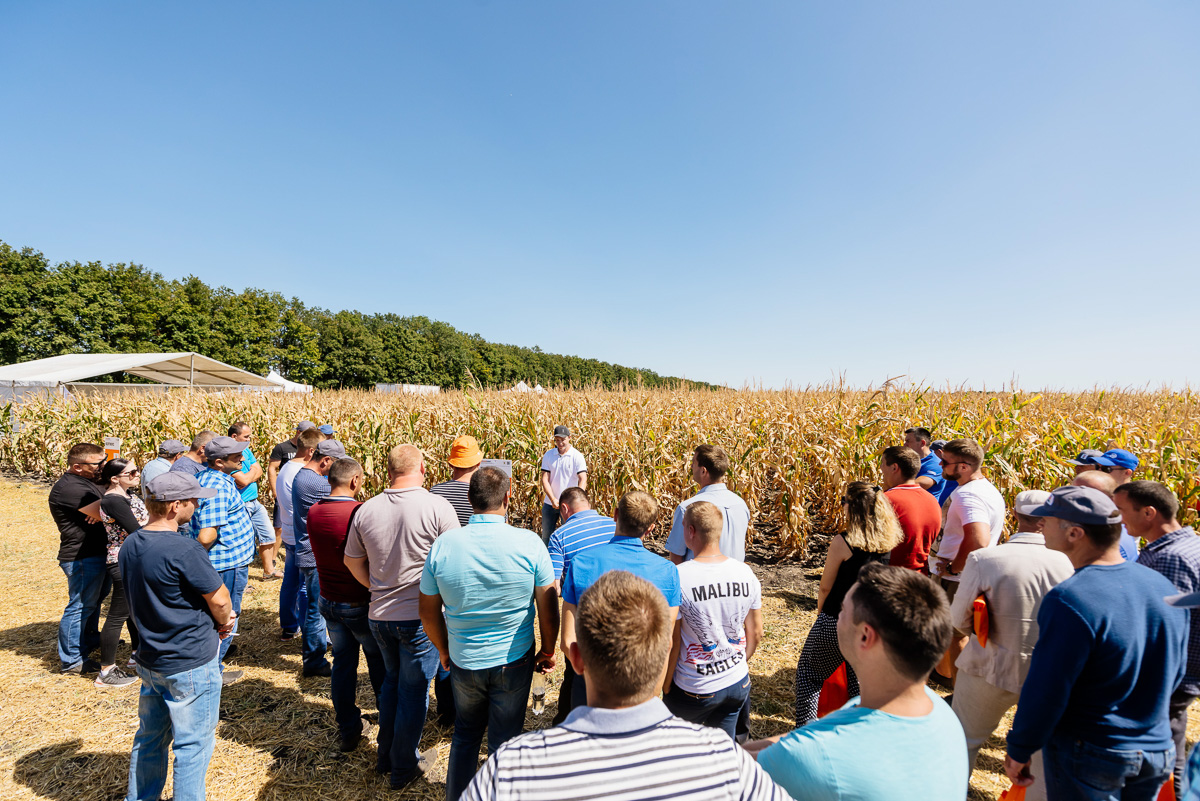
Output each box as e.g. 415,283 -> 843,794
2,386 -> 1198,558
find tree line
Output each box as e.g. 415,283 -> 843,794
0,242 -> 712,390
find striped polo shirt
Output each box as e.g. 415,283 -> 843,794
547,509 -> 617,580
430,479 -> 473,528
461,698 -> 791,801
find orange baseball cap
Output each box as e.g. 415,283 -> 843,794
448,435 -> 482,468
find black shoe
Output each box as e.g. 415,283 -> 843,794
390,769 -> 420,791
339,731 -> 362,752
302,662 -> 332,678
280,629 -> 300,641
224,642 -> 239,659
61,659 -> 102,675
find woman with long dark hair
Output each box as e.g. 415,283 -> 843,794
95,458 -> 147,688
793,481 -> 903,723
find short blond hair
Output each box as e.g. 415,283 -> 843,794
577,571 -> 672,704
683,501 -> 724,546
297,429 -> 323,450
388,444 -> 423,477
615,491 -> 659,538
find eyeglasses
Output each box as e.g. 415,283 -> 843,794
80,459 -> 106,467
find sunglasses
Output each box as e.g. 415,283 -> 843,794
120,469 -> 140,477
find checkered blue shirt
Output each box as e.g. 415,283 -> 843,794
188,467 -> 255,571
1138,526 -> 1200,692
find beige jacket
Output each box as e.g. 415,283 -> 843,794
950,532 -> 1074,694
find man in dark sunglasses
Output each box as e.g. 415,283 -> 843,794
1091,448 -> 1139,486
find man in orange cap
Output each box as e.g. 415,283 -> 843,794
427,435 -> 484,727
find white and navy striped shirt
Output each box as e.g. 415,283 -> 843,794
548,509 -> 617,580
430,480 -> 473,528
461,698 -> 793,801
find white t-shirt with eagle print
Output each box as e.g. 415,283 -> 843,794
674,558 -> 762,694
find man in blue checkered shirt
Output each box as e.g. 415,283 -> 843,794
189,435 -> 256,683
1116,480 -> 1200,799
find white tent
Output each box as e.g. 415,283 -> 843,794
0,352 -> 282,404
266,370 -> 314,393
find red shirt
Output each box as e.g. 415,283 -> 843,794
307,497 -> 369,604
886,484 -> 943,572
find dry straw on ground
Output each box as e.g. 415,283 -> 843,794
4,478 -> 1194,800
2,385 -> 1198,559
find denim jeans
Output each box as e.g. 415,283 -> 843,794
216,565 -> 249,665
245,500 -> 275,547
319,598 -> 385,737
540,503 -> 558,545
298,567 -> 329,673
446,648 -> 535,801
127,654 -> 222,801
1043,734 -> 1174,801
435,665 -> 456,725
58,555 -> 109,669
279,547 -> 306,632
370,619 -> 439,786
663,676 -> 752,740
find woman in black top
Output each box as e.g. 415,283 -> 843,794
95,458 -> 148,688
793,481 -> 903,724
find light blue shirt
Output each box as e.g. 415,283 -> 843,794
547,509 -> 617,580
236,447 -> 259,503
420,514 -> 554,670
665,483 -> 751,562
758,688 -> 968,801
141,457 -> 172,488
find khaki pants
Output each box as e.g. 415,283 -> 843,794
952,671 -> 1046,801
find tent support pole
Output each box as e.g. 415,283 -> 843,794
189,354 -> 195,388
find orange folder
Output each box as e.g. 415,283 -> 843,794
973,593 -> 990,647
999,785 -> 1025,801
817,662 -> 849,718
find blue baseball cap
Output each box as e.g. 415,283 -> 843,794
1025,485 -> 1123,527
318,424 -> 334,436
1092,449 -> 1139,471
1066,449 -> 1104,466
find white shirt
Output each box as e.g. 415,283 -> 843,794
666,483 -> 752,562
674,558 -> 762,693
541,446 -> 587,505
931,477 -> 1006,582
276,459 -> 305,545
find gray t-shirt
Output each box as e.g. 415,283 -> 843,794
344,487 -> 461,621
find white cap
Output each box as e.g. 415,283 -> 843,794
1014,490 -> 1052,516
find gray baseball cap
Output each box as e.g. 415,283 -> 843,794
158,439 -> 187,456
204,436 -> 244,460
144,473 -> 217,502
553,425 -> 571,438
931,439 -> 947,451
296,420 -> 316,432
1066,449 -> 1105,466
314,439 -> 346,458
1014,490 -> 1052,516
1024,486 -> 1122,527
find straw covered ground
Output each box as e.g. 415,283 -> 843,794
1,477 -> 1194,801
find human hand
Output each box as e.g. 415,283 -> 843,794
1004,755 -> 1034,787
535,650 -> 556,673
440,651 -> 451,672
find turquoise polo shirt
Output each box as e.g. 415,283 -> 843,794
237,447 -> 259,503
420,514 -> 554,670
561,536 -> 682,607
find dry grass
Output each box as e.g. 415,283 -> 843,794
0,476 -> 1195,800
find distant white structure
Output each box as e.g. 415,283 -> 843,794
501,381 -> 547,394
375,383 -> 441,395
265,370 -> 313,393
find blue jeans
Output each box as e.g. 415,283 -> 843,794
298,567 -> 329,673
446,648 -> 535,801
370,619 -> 439,786
1044,734 -> 1174,801
320,599 -> 386,737
127,654 -> 222,801
216,565 -> 249,665
58,555 -> 108,669
663,676 -> 752,740
245,500 -> 275,547
540,503 -> 558,545
279,547 -> 306,632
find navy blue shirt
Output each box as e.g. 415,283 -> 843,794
918,452 -> 946,499
291,467 -> 330,569
562,536 -> 682,607
119,527 -> 224,675
1007,561 -> 1186,762
169,456 -> 207,477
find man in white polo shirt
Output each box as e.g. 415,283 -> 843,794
539,425 -> 587,545
666,444 -> 751,564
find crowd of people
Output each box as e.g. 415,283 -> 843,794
43,420 -> 1200,801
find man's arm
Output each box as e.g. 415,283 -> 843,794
344,554 -> 370,588
576,470 -> 587,491
915,475 -> 935,490
201,583 -> 235,630
951,522 -> 990,574
540,470 -> 557,509
197,527 -> 219,549
665,504 -> 688,562
534,583 -> 560,672
267,458 -> 282,493
419,592 -> 452,671
79,499 -> 103,524
950,554 -> 984,637
233,459 -> 262,490
663,617 -> 682,694
744,608 -> 763,661
561,601 -> 577,654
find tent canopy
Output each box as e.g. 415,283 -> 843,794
0,352 -> 278,387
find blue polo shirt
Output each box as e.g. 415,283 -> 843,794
548,510 -> 617,580
237,447 -> 259,503
562,536 -> 682,607
918,452 -> 946,499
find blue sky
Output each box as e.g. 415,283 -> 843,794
2,2 -> 1197,389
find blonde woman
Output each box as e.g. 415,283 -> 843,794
793,481 -> 903,724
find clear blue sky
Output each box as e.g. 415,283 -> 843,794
2,2 -> 1197,389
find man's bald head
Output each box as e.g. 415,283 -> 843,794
388,444 -> 424,477
1072,470 -> 1119,497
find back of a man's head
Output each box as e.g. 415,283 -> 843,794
469,466 -> 510,513
1072,470 -> 1118,497
191,430 -> 217,453
559,486 -> 591,511
694,444 -> 729,482
387,443 -> 422,476
576,570 -> 672,706
683,500 -> 723,547
297,428 -> 323,452
329,458 -> 363,489
848,563 -> 952,683
615,491 -> 658,538
881,446 -> 921,481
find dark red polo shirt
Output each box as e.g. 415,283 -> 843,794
307,497 -> 369,604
